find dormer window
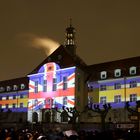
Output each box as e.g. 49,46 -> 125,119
13,85 -> 18,90
129,66 -> 136,75
100,71 -> 107,79
0,87 -> 5,92
6,86 -> 11,92
114,69 -> 121,77
21,84 -> 26,90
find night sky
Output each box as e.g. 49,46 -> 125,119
0,0 -> 140,81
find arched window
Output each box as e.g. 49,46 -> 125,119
44,111 -> 51,123
32,112 -> 38,123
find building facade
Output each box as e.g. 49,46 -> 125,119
0,24 -> 140,125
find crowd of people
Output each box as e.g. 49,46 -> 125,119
0,126 -> 140,140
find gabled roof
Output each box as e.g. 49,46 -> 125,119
29,45 -> 87,75
86,56 -> 140,81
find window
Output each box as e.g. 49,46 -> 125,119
48,66 -> 52,71
35,99 -> 38,106
12,103 -> 16,108
130,94 -> 137,102
77,77 -> 80,91
88,86 -> 93,92
63,76 -> 67,90
20,103 -> 24,108
100,85 -> 106,91
13,95 -> 16,99
52,78 -> 57,91
43,80 -> 47,92
88,96 -> 93,104
0,87 -> 5,92
114,95 -> 121,103
34,81 -> 38,93
114,83 -> 121,89
63,97 -> 67,105
21,84 -> 26,90
100,96 -> 106,104
130,81 -> 137,88
47,99 -> 51,105
20,94 -> 24,98
6,86 -> 11,92
129,66 -> 136,75
13,85 -> 18,90
6,96 -> 9,100
100,71 -> 107,79
5,104 -> 9,109
114,69 -> 121,77
44,100 -> 46,105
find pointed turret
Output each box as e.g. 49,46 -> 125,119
65,19 -> 76,55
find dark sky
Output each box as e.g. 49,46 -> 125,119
0,0 -> 140,81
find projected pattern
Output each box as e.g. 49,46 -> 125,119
28,62 -> 76,111
0,91 -> 28,112
88,76 -> 140,108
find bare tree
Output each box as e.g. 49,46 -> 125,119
85,103 -> 111,131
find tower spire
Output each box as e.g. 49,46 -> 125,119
65,18 -> 76,55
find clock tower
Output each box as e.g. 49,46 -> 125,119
65,19 -> 76,55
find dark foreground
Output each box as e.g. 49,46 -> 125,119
0,126 -> 140,140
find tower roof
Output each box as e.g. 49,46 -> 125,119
29,45 -> 87,75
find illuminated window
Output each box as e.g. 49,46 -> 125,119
100,71 -> 107,79
21,84 -> 26,90
100,96 -> 106,104
129,66 -> 136,75
114,69 -> 121,77
12,103 -> 16,108
0,87 -> 5,92
6,86 -> 11,92
63,97 -> 67,105
63,76 -> 67,90
52,78 -> 57,91
20,103 -> 24,108
13,85 -> 18,90
34,81 -> 38,93
130,94 -> 137,102
100,85 -> 106,91
114,95 -> 121,103
130,81 -> 137,88
114,83 -> 121,89
43,80 -> 47,92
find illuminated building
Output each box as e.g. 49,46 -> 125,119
87,57 -> 140,122
0,22 -> 140,125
